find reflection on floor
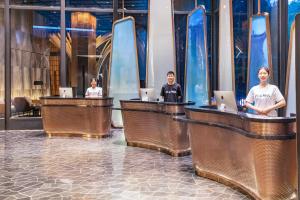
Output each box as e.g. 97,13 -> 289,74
0,129 -> 249,200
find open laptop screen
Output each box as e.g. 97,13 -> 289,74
214,90 -> 238,113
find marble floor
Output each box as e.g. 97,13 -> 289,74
0,129 -> 249,200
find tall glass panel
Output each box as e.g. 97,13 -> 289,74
185,7 -> 210,106
233,0 -> 248,100
288,0 -> 300,40
248,14 -> 272,90
174,1 -> 211,94
66,12 -> 113,96
10,10 -> 60,117
10,0 -> 60,6
285,22 -> 296,116
109,17 -> 140,127
254,0 -> 279,84
0,9 -> 4,119
118,0 -> 148,10
66,0 -> 113,8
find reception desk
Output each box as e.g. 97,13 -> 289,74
120,100 -> 194,156
41,97 -> 113,138
178,106 -> 296,200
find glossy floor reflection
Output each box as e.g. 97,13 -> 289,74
0,130 -> 249,200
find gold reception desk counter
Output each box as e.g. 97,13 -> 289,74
177,106 -> 296,200
41,97 -> 113,138
120,100 -> 194,156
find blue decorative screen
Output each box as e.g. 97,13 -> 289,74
248,15 -> 271,90
109,17 -> 140,126
185,7 -> 209,106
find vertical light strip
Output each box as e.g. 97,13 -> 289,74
184,6 -> 210,106
285,22 -> 296,117
109,17 -> 140,127
218,0 -> 235,92
146,0 -> 176,98
247,13 -> 272,92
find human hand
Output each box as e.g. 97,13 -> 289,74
257,108 -> 267,115
262,107 -> 273,115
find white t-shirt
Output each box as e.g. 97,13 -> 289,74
246,84 -> 284,117
85,87 -> 102,97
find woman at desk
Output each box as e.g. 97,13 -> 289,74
85,78 -> 102,98
245,67 -> 286,116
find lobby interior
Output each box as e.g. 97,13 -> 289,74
1,0 -> 300,199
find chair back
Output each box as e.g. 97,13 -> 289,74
13,97 -> 31,113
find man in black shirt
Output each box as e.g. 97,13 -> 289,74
160,71 -> 182,102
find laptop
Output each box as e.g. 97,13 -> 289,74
214,90 -> 238,113
140,88 -> 156,101
59,87 -> 73,98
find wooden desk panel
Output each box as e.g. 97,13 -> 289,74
41,97 -> 113,138
180,107 -> 296,200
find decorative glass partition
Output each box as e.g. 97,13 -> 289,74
184,6 -> 210,106
109,17 -> 140,127
147,0 -> 176,98
285,22 -> 296,117
247,14 -> 272,91
218,0 -> 235,91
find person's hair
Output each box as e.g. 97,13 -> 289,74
167,71 -> 175,76
91,78 -> 97,82
258,66 -> 270,75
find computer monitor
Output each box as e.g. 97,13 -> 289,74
214,90 -> 238,113
59,87 -> 73,98
140,88 -> 156,101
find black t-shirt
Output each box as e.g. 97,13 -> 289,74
160,83 -> 182,102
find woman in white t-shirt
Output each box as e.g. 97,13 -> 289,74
245,67 -> 286,117
85,78 -> 102,98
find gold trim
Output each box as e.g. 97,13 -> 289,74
184,6 -> 211,103
127,141 -> 191,157
247,13 -> 273,93
195,166 -> 258,200
257,0 -> 261,14
46,132 -> 112,139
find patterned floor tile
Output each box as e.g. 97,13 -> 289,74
0,129 -> 250,199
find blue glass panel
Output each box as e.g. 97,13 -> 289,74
233,0 -> 248,101
185,7 -> 209,106
254,0 -> 279,84
288,0 -> 300,40
248,15 -> 270,89
109,17 -> 140,126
